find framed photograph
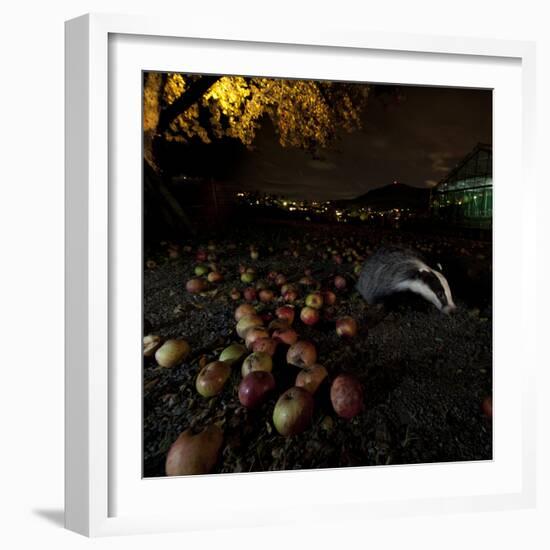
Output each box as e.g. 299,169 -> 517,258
65,13 -> 537,537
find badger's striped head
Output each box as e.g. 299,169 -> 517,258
399,266 -> 456,314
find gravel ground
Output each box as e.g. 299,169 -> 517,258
143,222 -> 492,477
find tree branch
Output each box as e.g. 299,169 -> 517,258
157,75 -> 220,135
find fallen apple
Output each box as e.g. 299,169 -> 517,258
322,290 -> 337,306
336,316 -> 358,338
143,334 -> 162,357
275,273 -> 287,286
196,361 -> 231,397
286,340 -> 317,368
219,343 -> 247,366
272,328 -> 299,346
305,292 -> 324,309
283,290 -> 299,303
272,387 -> 314,436
194,264 -> 209,277
240,272 -> 255,284
334,275 -> 347,290
186,278 -> 207,294
238,371 -> 276,408
229,288 -> 241,300
259,289 -> 275,303
330,374 -> 364,419
243,287 -> 257,302
241,351 -> 273,377
276,305 -> 295,325
195,249 -> 208,262
295,364 -> 328,394
251,337 -> 278,356
165,424 -> 223,476
234,303 -> 257,322
244,327 -> 270,350
155,339 -> 191,368
300,306 -> 320,326
236,314 -> 264,338
207,271 -> 223,283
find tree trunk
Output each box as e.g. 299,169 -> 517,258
144,160 -> 195,237
144,75 -> 221,237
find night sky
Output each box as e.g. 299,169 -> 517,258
233,84 -> 492,201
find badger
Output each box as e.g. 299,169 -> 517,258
356,247 -> 456,314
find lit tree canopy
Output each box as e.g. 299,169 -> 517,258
143,72 -> 370,168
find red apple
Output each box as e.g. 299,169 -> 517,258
267,271 -> 278,281
243,287 -> 257,302
273,328 -> 299,346
251,337 -> 278,357
259,289 -> 275,303
165,425 -> 223,476
322,290 -> 337,306
295,364 -> 328,394
334,275 -> 347,290
272,387 -> 314,436
300,306 -> 320,326
186,278 -> 207,294
196,361 -> 231,397
336,316 -> 358,338
238,371 -> 276,408
207,271 -> 223,283
235,303 -> 257,322
276,305 -> 295,325
283,290 -> 299,303
195,249 -> 207,262
330,374 -> 364,419
286,341 -> 317,368
275,274 -> 287,286
482,396 -> 493,418
230,288 -> 241,300
244,327 -> 270,350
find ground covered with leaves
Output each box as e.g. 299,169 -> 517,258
143,222 -> 492,477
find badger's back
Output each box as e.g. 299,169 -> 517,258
356,247 -> 425,304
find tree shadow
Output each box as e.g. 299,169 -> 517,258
33,509 -> 64,528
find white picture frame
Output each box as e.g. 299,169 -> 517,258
65,13 -> 537,537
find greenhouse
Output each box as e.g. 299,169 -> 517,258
430,143 -> 492,229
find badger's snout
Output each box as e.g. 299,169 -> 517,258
442,304 -> 457,315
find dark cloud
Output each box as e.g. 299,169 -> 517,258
233,84 -> 492,201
